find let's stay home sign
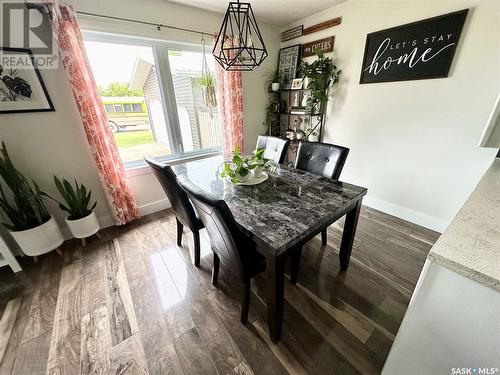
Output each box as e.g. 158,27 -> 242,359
360,9 -> 468,84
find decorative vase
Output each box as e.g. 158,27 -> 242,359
10,216 -> 64,257
301,94 -> 309,108
303,77 -> 310,89
271,82 -> 280,92
308,133 -> 319,142
65,211 -> 100,239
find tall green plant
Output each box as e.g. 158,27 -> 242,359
299,48 -> 341,113
0,142 -> 50,231
44,177 -> 97,220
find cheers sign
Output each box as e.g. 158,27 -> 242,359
302,37 -> 335,57
360,9 -> 468,84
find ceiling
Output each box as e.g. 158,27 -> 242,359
167,0 -> 347,26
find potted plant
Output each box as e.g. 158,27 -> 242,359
220,146 -> 253,184
0,142 -> 63,259
44,177 -> 99,246
299,48 -> 342,114
265,69 -> 282,92
247,148 -> 277,178
193,72 -> 217,115
263,93 -> 280,135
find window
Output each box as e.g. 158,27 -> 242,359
84,32 -> 222,167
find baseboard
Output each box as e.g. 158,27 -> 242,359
137,198 -> 171,216
362,195 -> 449,233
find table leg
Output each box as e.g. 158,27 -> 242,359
339,199 -> 362,271
266,254 -> 285,343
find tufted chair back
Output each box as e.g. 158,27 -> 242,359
294,142 -> 349,180
255,135 -> 290,164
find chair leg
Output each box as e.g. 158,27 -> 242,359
321,228 -> 328,245
290,247 -> 302,285
241,279 -> 251,324
193,230 -> 200,268
211,252 -> 220,286
176,218 -> 183,246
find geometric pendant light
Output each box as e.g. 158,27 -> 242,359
212,0 -> 268,71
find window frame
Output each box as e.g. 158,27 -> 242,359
82,31 -> 221,170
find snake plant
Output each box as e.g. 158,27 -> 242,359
0,142 -> 50,231
44,177 -> 97,220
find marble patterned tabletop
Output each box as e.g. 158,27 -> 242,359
173,155 -> 367,255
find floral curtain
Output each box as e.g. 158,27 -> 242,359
214,40 -> 244,154
49,4 -> 140,225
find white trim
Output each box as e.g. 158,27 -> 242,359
363,195 -> 449,233
138,199 -> 172,216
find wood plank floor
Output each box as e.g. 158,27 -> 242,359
0,206 -> 440,375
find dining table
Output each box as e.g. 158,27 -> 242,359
173,154 -> 368,343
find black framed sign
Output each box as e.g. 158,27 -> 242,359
278,44 -> 301,90
359,9 -> 468,84
0,47 -> 55,114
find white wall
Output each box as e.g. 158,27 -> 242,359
281,0 -> 500,232
0,0 -> 280,233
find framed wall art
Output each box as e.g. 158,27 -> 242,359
359,9 -> 468,84
278,44 -> 301,90
0,47 -> 55,114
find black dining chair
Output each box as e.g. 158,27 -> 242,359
177,175 -> 276,324
295,141 -> 350,245
256,135 -> 290,164
145,157 -> 204,267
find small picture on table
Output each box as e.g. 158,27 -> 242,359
291,78 -> 303,90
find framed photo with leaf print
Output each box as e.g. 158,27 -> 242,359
0,47 -> 55,114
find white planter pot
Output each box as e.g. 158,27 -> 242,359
253,166 -> 264,178
271,82 -> 280,91
10,216 -> 64,257
303,77 -> 310,89
236,172 -> 250,182
66,211 -> 100,239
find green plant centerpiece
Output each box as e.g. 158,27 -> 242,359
0,142 -> 63,257
220,147 -> 277,184
0,142 -> 50,231
299,48 -> 341,114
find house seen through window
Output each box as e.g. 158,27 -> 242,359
84,34 -> 222,165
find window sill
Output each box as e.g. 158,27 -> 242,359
125,149 -> 223,178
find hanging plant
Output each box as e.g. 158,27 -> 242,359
298,48 -> 341,114
195,37 -> 217,117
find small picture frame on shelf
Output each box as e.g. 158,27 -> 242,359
291,78 -> 303,90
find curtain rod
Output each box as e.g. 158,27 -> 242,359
75,11 -> 213,37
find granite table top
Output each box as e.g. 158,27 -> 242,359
427,158 -> 500,291
173,156 -> 367,255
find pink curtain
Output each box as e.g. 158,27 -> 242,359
214,46 -> 244,154
50,4 -> 140,225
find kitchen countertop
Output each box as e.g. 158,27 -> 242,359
427,158 -> 500,291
